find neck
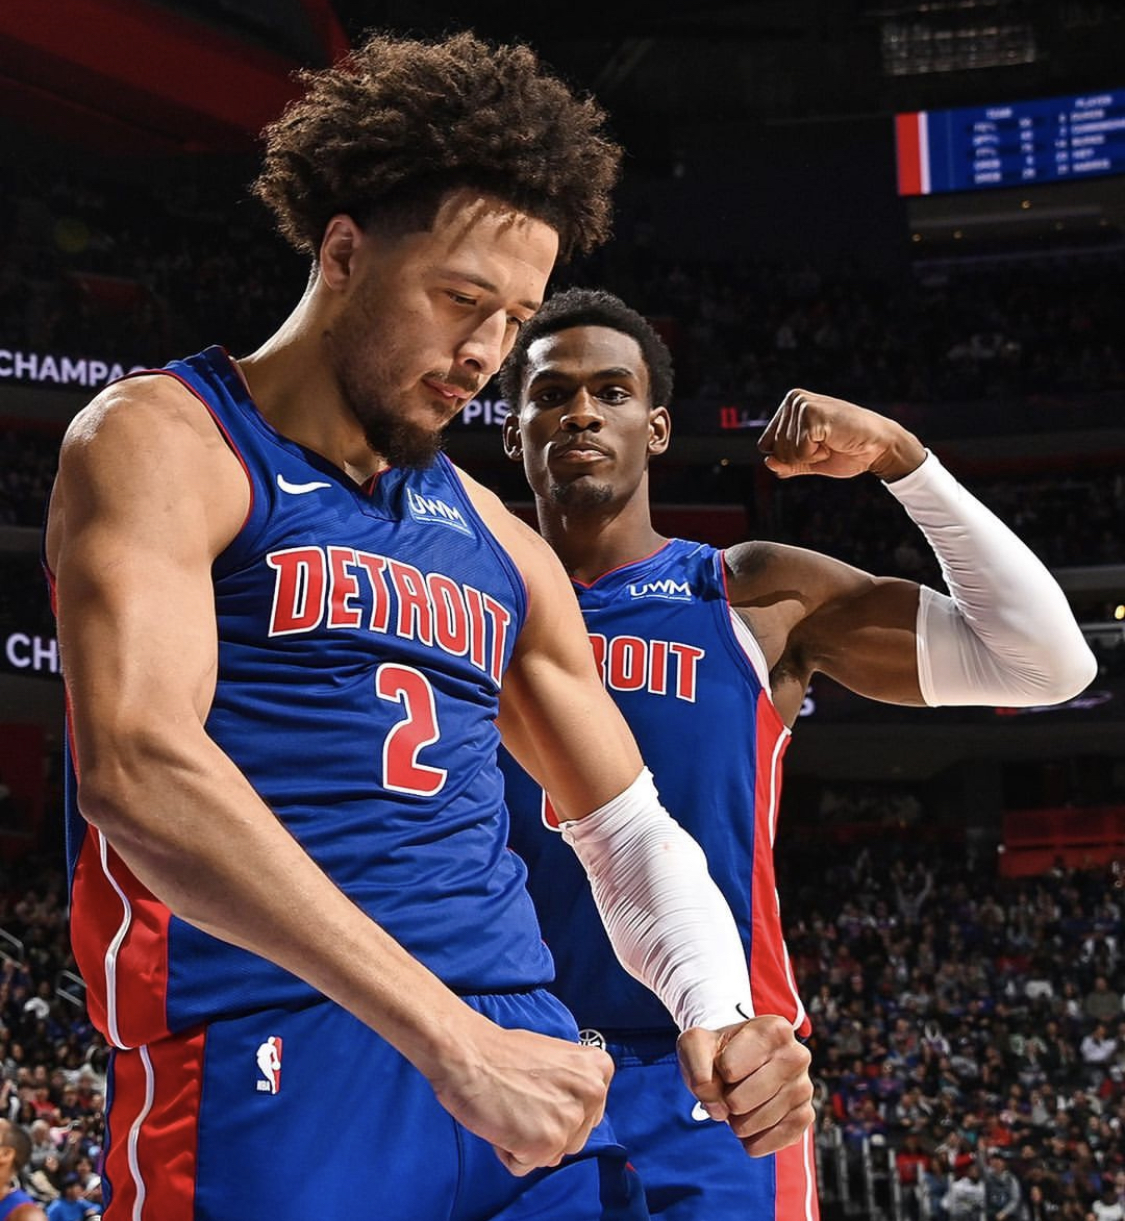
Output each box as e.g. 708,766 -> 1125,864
236,292 -> 382,484
536,488 -> 666,584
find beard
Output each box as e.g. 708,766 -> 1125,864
353,398 -> 446,471
328,289 -> 450,471
547,476 -> 613,508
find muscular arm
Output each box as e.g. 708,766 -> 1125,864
740,389 -> 1096,726
47,382 -> 614,1176
725,541 -> 924,725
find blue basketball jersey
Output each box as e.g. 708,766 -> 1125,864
0,1190 -> 37,1220
503,539 -> 806,1035
62,346 -> 552,1046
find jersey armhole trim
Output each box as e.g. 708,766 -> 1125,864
717,548 -> 773,697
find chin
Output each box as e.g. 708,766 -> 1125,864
548,478 -> 614,508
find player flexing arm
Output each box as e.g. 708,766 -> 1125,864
736,389 -> 1095,726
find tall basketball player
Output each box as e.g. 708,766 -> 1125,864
499,287 -> 1095,1221
44,36 -> 813,1221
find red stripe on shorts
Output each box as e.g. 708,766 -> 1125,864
104,1031 -> 205,1221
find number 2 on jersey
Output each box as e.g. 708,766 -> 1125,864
375,664 -> 448,796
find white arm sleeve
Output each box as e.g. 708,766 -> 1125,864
561,768 -> 752,1032
885,451 -> 1097,707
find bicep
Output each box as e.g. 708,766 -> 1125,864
50,390 -> 245,765
790,575 -> 924,704
726,542 -> 923,710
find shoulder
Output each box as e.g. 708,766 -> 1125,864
724,539 -> 860,596
13,1200 -> 49,1221
49,373 -> 249,566
450,462 -> 561,577
61,373 -> 225,464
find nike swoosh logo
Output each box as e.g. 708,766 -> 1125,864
277,474 -> 332,495
691,1101 -> 713,1123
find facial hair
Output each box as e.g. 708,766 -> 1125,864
329,282 -> 450,471
547,477 -> 614,508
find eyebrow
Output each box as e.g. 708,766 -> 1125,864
527,365 -> 638,388
443,270 -> 541,314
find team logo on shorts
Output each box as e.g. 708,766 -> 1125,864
578,1029 -> 606,1050
255,1035 -> 283,1094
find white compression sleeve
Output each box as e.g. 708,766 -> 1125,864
885,451 -> 1096,707
561,767 -> 753,1032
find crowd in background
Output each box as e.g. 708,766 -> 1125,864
778,834 -> 1125,1219
2,830 -> 1124,1218
0,858 -> 105,1212
2,159 -> 1124,411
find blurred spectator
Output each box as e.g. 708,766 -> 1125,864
945,1162 -> 987,1219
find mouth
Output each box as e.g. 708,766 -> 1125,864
551,440 -> 611,465
422,378 -> 476,408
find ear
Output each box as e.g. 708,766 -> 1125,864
318,214 -> 365,292
501,411 -> 523,462
648,406 -> 671,457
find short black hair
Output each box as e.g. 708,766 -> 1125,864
498,287 -> 674,407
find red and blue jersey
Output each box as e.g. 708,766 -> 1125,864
59,346 -> 552,1049
503,538 -> 808,1036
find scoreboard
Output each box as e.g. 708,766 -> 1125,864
895,89 -> 1125,195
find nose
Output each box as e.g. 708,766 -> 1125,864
454,310 -> 508,381
561,389 -> 604,432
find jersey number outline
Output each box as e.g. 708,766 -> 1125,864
375,664 -> 448,796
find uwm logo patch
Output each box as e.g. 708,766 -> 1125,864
628,578 -> 691,602
406,487 -> 473,536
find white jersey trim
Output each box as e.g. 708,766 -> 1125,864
127,1044 -> 155,1220
727,607 -> 771,695
97,827 -> 133,1050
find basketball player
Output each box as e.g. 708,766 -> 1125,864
0,1121 -> 47,1221
44,35 -> 812,1221
498,288 -> 1096,1220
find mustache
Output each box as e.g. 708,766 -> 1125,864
426,370 -> 482,396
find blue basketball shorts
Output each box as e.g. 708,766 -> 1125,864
100,990 -> 650,1220
593,1031 -> 819,1221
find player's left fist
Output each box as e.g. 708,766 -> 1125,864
677,1013 -> 815,1157
758,388 -> 926,482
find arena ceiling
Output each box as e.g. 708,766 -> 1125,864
0,1 -> 1122,160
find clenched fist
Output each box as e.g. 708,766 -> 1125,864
758,389 -> 926,483
677,1014 -> 816,1157
427,1014 -> 614,1176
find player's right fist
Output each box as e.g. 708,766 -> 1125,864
758,388 -> 926,483
427,1016 -> 614,1176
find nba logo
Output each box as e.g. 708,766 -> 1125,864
255,1036 -> 283,1094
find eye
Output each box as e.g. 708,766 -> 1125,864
599,386 -> 630,404
446,291 -> 476,307
532,387 -> 566,407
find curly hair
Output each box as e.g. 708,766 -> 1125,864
498,287 -> 675,409
253,31 -> 621,261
